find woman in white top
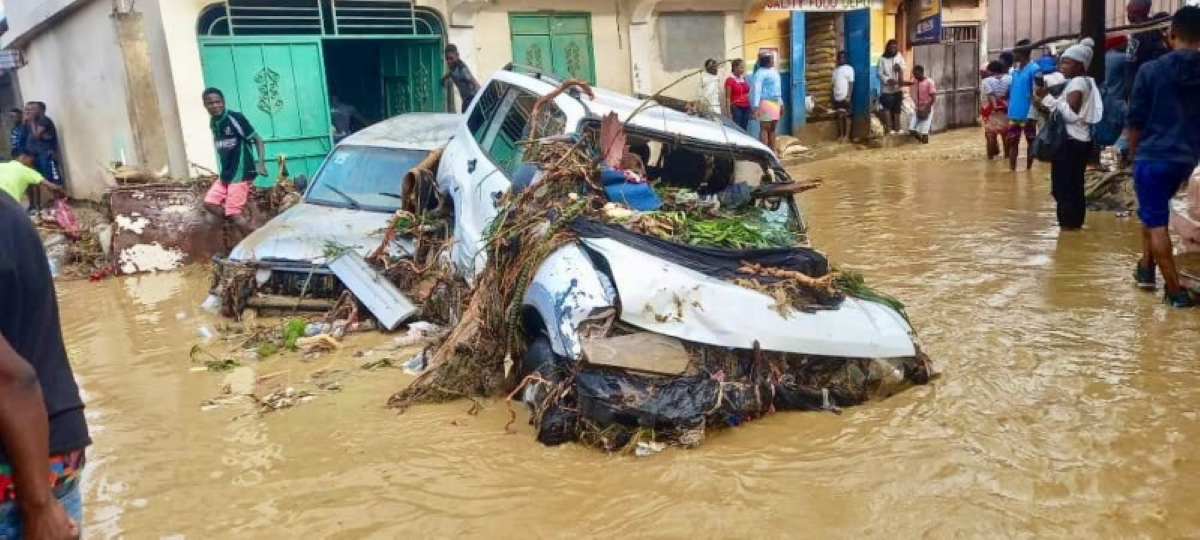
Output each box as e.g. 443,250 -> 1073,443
1036,38 -> 1103,230
698,58 -> 722,116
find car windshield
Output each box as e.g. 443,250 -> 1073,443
306,145 -> 428,212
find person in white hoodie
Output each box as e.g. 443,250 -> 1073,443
1036,38 -> 1103,230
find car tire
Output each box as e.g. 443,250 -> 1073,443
522,335 -> 557,378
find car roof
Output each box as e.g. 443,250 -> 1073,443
337,113 -> 461,151
488,70 -> 774,156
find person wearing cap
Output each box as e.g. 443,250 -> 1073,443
1035,38 -> 1103,231
1126,6 -> 1200,308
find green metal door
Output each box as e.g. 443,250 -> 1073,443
380,40 -> 447,117
199,38 -> 331,187
509,14 -> 595,84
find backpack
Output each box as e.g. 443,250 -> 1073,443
1092,89 -> 1126,147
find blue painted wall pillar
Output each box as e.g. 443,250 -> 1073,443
844,9 -> 871,138
789,11 -> 807,134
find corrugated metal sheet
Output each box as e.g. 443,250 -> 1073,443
987,0 -> 1184,53
328,251 -> 417,331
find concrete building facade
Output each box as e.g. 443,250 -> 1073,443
4,0 -> 936,200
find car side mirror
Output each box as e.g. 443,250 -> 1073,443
292,174 -> 309,194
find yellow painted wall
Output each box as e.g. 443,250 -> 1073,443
742,5 -> 791,72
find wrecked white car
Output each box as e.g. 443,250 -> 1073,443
437,68 -> 917,362
390,67 -> 929,449
210,113 -> 459,315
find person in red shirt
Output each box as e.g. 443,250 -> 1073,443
723,59 -> 752,131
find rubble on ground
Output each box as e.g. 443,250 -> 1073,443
1085,169 -> 1136,212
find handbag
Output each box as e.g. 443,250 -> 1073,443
1031,110 -> 1068,163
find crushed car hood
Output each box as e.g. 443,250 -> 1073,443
228,203 -> 391,264
581,237 -> 918,359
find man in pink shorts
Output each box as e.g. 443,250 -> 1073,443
202,87 -> 267,237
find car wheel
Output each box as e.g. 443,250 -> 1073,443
522,335 -> 557,378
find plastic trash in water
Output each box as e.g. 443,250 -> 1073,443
200,294 -> 223,314
197,326 -> 215,342
402,351 -> 429,376
48,259 -> 58,278
394,321 -> 444,347
306,322 -> 332,337
635,441 -> 666,457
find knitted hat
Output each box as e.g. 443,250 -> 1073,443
1062,38 -> 1095,69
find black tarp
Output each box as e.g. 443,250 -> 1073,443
568,219 -> 829,282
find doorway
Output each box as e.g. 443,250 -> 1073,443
196,0 -> 446,185
912,24 -> 980,133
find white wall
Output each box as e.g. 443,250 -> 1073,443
13,0 -> 136,200
148,0 -> 219,178
137,0 -> 191,179
648,9 -> 745,101
0,0 -> 93,48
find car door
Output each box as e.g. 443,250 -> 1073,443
441,79 -> 567,278
440,80 -> 511,276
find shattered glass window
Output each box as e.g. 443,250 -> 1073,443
306,146 -> 429,212
468,82 -> 509,144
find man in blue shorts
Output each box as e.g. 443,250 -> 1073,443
1126,6 -> 1200,308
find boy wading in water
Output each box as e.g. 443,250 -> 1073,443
202,88 -> 267,241
1127,6 -> 1200,308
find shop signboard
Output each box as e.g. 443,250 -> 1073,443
915,0 -> 942,44
764,0 -> 881,11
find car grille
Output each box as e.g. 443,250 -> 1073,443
262,269 -> 344,298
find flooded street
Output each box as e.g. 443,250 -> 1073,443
60,134 -> 1200,538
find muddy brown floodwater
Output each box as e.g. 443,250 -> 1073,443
59,134 -> 1200,539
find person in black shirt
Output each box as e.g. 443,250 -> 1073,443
1126,1 -> 1172,99
443,44 -> 480,113
8,108 -> 27,160
201,87 -> 266,237
21,102 -> 64,211
0,192 -> 89,539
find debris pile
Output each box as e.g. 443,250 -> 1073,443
365,83 -> 930,452
1085,169 -> 1136,212
524,340 -> 931,451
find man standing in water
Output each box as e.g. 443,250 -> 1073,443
907,65 -> 936,144
202,88 -> 267,238
1006,40 -> 1041,172
1127,6 -> 1200,308
831,51 -> 855,142
876,40 -> 906,135
443,44 -> 479,113
0,188 -> 90,538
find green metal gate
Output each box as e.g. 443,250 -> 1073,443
381,41 -> 445,117
199,38 -> 331,187
196,0 -> 446,186
509,14 -> 596,84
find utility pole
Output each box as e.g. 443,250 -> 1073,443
1081,0 -> 1107,82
